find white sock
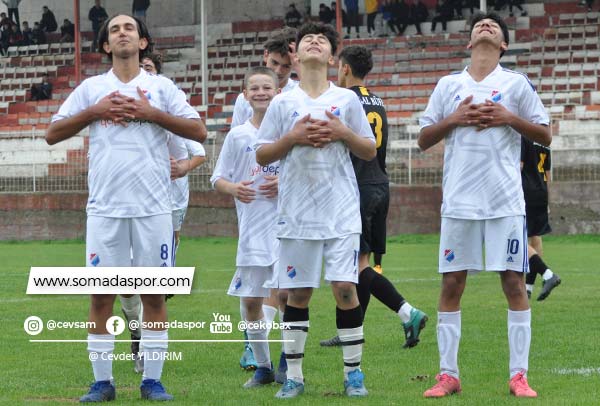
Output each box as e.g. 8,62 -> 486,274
397,302 -> 414,323
262,305 -> 277,338
508,309 -> 531,379
247,318 -> 271,369
121,295 -> 142,338
282,320 -> 309,383
141,329 -> 168,381
525,284 -> 533,293
88,333 -> 114,382
437,311 -> 461,379
542,269 -> 554,281
338,326 -> 364,380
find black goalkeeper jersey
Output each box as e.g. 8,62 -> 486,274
349,85 -> 389,185
521,136 -> 551,207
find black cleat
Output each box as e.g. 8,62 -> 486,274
537,274 -> 561,301
319,335 -> 341,347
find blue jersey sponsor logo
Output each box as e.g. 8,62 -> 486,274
291,111 -> 299,118
454,94 -> 461,102
245,146 -> 253,152
234,277 -> 242,290
250,164 -> 280,177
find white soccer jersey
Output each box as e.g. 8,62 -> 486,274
256,83 -> 375,240
419,65 -> 549,220
230,78 -> 298,128
52,69 -> 200,217
167,135 -> 206,211
210,121 -> 280,267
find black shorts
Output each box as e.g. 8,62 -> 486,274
525,205 -> 552,237
358,183 -> 389,255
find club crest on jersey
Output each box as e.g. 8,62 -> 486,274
142,89 -> 152,100
291,111 -> 299,118
234,277 -> 242,290
286,265 -> 297,279
444,249 -> 455,263
89,253 -> 100,267
491,90 -> 502,102
330,106 -> 341,116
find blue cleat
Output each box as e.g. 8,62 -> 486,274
80,380 -> 115,403
243,365 -> 275,388
240,343 -> 258,371
140,379 -> 174,401
344,369 -> 368,397
402,308 -> 428,348
275,352 -> 287,384
275,379 -> 304,399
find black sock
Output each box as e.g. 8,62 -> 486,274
370,270 -> 405,312
283,304 -> 309,322
527,254 -> 548,284
357,267 -> 378,317
336,305 -> 363,329
373,253 -> 382,266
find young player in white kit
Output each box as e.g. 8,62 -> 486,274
418,13 -> 551,398
210,67 -> 280,389
230,29 -> 298,377
255,22 -> 376,399
45,15 -> 206,402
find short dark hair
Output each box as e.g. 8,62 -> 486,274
339,45 -> 373,79
243,66 -> 278,89
470,12 -> 509,57
296,22 -> 339,56
97,14 -> 153,61
264,28 -> 297,57
143,52 -> 162,74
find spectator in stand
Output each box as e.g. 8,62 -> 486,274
40,5 -> 57,33
449,0 -> 463,18
507,0 -> 527,17
392,0 -> 409,35
381,0 -> 398,36
89,0 -> 108,49
344,0 -> 360,38
431,0 -> 453,32
1,0 -> 20,29
31,22 -> 46,45
0,12 -> 11,27
284,3 -> 303,28
365,0 -> 378,37
8,21 -> 23,47
319,3 -> 334,24
399,0 -> 427,35
0,19 -> 11,54
31,73 -> 52,101
132,0 -> 150,23
21,20 -> 31,44
60,18 -> 74,42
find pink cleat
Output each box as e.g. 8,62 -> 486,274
423,374 -> 461,398
510,371 -> 537,397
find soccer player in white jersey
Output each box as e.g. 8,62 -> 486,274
255,22 -> 376,399
210,66 -> 280,389
45,14 -> 206,402
231,28 -> 299,128
230,28 -> 298,376
418,12 -> 551,398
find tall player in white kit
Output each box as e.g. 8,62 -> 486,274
211,67 -> 281,389
45,15 -> 206,402
418,13 -> 551,398
256,22 -> 376,399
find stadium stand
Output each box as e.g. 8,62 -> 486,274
1,1 -> 600,194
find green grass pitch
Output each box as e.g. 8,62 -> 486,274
1,234 -> 599,405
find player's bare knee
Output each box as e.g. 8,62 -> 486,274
287,287 -> 312,307
332,281 -> 357,304
140,294 -> 166,313
90,294 -> 116,312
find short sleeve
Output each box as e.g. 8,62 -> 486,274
184,139 -> 206,157
231,93 -> 251,128
518,76 -> 549,126
255,99 -> 282,146
51,81 -> 90,122
165,80 -> 200,119
419,79 -> 445,129
346,92 -> 375,141
210,130 -> 236,187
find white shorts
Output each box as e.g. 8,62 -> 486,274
278,234 -> 360,289
438,216 -> 528,274
227,265 -> 275,298
172,208 -> 187,232
86,214 -> 174,267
